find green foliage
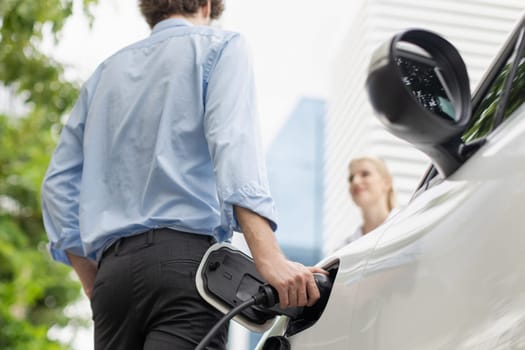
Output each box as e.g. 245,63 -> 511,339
0,0 -> 98,348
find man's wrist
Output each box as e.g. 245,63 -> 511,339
254,249 -> 283,266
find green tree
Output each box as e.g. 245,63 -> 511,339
0,0 -> 98,348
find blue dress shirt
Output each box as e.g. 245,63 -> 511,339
41,18 -> 277,265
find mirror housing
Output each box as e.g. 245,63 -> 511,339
366,29 -> 471,176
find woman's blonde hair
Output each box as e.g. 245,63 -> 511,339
349,156 -> 396,211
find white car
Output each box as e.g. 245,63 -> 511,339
256,12 -> 525,350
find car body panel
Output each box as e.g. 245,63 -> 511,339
258,99 -> 525,349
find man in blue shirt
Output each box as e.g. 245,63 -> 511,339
41,0 -> 325,348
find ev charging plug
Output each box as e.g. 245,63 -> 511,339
196,273 -> 333,350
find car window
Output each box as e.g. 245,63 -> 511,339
462,32 -> 525,143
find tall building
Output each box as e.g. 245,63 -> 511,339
266,97 -> 326,264
324,0 -> 524,252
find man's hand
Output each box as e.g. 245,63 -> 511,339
256,254 -> 327,308
234,206 -> 327,309
66,251 -> 98,299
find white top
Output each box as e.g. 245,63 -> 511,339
336,208 -> 400,251
342,226 -> 364,246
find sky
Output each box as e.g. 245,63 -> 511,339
47,0 -> 359,148
45,0 -> 360,348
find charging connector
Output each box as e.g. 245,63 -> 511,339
196,244 -> 336,347
197,274 -> 333,349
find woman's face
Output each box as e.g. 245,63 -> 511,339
348,160 -> 390,209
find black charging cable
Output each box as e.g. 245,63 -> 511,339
195,285 -> 278,350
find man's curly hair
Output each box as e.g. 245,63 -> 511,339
139,0 -> 224,28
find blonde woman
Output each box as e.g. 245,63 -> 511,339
343,156 -> 396,245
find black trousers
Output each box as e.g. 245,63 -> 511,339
90,228 -> 228,350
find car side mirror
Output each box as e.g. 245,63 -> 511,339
366,29 -> 471,176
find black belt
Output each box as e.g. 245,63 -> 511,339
101,228 -> 215,260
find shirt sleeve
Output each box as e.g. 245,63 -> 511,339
41,86 -> 89,265
204,34 -> 277,239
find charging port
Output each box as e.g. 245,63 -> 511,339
285,260 -> 339,336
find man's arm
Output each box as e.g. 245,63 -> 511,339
66,252 -> 98,299
42,84 -> 92,276
203,35 -> 325,307
235,206 -> 326,308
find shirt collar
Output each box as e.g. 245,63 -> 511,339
152,18 -> 193,35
